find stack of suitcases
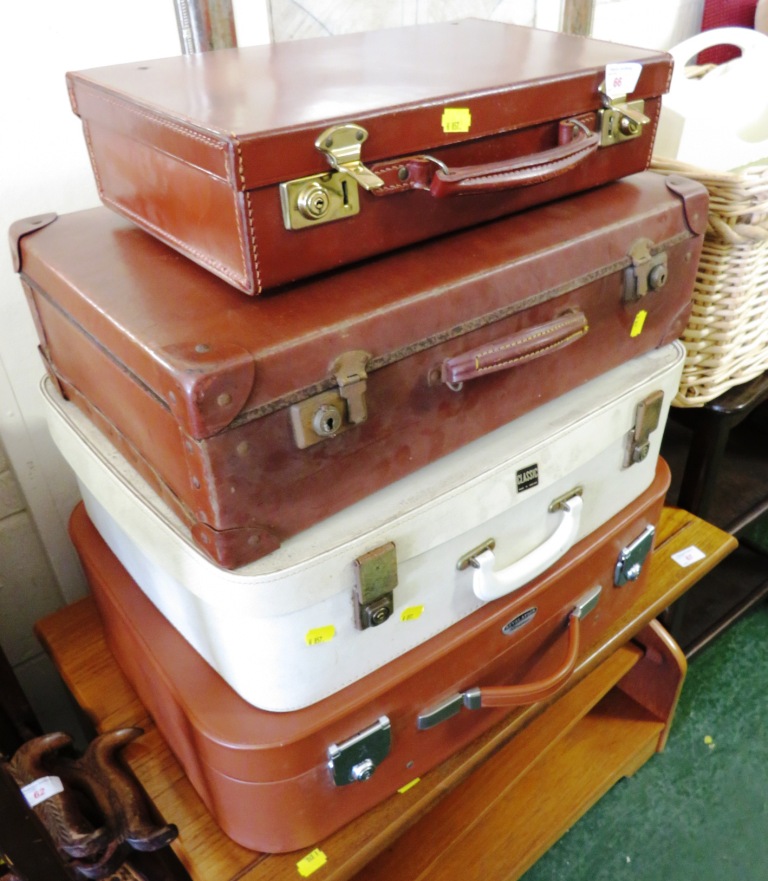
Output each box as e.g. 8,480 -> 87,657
10,19 -> 708,855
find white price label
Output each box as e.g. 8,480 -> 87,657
605,62 -> 642,99
21,775 -> 64,807
671,545 -> 706,568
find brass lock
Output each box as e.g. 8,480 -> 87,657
289,351 -> 371,449
598,95 -> 648,146
280,123 -> 383,231
296,181 -> 332,220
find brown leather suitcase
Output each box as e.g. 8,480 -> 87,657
68,457 -> 670,853
66,19 -> 674,294
13,171 -> 705,569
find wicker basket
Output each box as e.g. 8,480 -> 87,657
650,157 -> 768,407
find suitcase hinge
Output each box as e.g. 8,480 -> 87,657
624,390 -> 664,468
598,86 -> 649,147
328,716 -> 391,786
623,238 -> 668,302
280,124 -> 384,231
289,350 -> 371,449
353,542 -> 398,630
614,524 -> 655,586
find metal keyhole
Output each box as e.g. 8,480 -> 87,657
297,182 -> 331,220
313,404 -> 343,437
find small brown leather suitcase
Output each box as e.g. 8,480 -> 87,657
69,457 -> 670,853
14,171 -> 706,568
66,19 -> 673,294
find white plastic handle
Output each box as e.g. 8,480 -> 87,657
668,26 -> 768,92
471,495 -> 583,602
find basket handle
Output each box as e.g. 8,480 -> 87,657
668,26 -> 768,93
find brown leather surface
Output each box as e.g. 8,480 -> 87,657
66,19 -> 673,293
18,172 -> 706,567
69,460 -> 669,853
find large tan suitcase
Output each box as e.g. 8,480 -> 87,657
70,457 -> 670,853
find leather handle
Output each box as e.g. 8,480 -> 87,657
371,119 -> 599,198
432,119 -> 599,197
441,311 -> 589,390
468,612 -> 581,708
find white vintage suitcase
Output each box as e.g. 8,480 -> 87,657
41,341 -> 684,712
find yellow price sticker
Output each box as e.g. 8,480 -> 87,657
305,625 -> 335,646
398,778 -> 421,794
297,848 -> 328,877
442,107 -> 472,133
630,309 -> 648,338
400,605 -> 425,622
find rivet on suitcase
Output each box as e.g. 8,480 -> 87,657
14,172 -> 706,569
68,455 -> 670,853
65,19 -> 675,293
39,340 -> 684,713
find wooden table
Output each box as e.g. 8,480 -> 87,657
35,507 -> 736,881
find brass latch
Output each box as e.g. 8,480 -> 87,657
289,350 -> 371,449
315,124 -> 385,191
280,124 -> 384,230
598,86 -> 649,147
624,238 -> 668,301
353,542 -> 398,630
624,390 -> 664,468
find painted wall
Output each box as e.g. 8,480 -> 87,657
0,0 -> 703,734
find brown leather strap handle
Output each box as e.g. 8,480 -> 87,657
467,611 -> 581,709
370,119 -> 599,198
441,311 -> 589,390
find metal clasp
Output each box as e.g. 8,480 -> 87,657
624,390 -> 664,468
280,124 -> 384,230
624,238 -> 668,302
353,542 -> 398,630
598,85 -> 649,146
328,717 -> 391,786
315,124 -> 385,191
615,525 -> 655,586
289,350 -> 371,449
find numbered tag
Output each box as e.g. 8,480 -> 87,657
305,625 -> 335,646
400,605 -> 425,622
442,107 -> 472,133
672,545 -> 706,568
605,62 -> 642,99
21,775 -> 64,807
297,848 -> 328,877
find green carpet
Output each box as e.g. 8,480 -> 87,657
522,602 -> 768,881
741,511 -> 768,553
